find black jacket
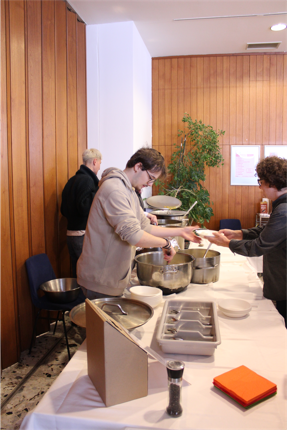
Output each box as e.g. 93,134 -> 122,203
61,165 -> 99,231
229,193 -> 287,301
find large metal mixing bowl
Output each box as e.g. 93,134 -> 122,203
40,278 -> 81,304
134,251 -> 194,295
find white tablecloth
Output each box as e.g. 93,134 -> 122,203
21,245 -> 287,430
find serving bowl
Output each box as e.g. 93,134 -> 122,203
40,278 -> 81,304
195,229 -> 218,238
218,299 -> 251,318
130,285 -> 163,307
134,251 -> 194,294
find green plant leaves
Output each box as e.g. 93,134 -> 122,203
159,114 -> 225,226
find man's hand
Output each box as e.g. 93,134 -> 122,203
206,231 -> 230,247
162,246 -> 176,262
146,213 -> 158,225
219,229 -> 243,240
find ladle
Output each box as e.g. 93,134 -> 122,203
184,200 -> 197,217
196,243 -> 212,269
203,242 -> 212,259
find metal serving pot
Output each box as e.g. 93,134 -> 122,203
157,218 -> 189,226
150,210 -> 190,223
178,249 -> 220,284
134,251 -> 195,295
159,225 -> 185,250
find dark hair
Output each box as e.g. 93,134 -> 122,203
256,156 -> 287,190
126,148 -> 166,179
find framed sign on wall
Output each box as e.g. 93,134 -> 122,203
230,145 -> 260,186
264,146 -> 287,159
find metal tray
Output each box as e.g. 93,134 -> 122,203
157,298 -> 221,355
70,297 -> 154,330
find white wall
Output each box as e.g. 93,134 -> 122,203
86,20 -> 152,200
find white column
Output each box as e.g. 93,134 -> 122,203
86,21 -> 152,195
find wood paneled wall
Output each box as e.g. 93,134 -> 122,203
1,0 -> 87,369
152,54 -> 287,229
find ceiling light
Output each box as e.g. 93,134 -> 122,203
271,23 -> 287,31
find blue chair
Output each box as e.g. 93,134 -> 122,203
25,253 -> 85,360
219,219 -> 242,230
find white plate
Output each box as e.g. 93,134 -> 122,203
195,229 -> 218,238
218,299 -> 251,318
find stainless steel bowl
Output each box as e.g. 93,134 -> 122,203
40,278 -> 81,304
134,251 -> 194,295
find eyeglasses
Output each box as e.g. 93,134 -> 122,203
143,169 -> 156,184
257,179 -> 263,186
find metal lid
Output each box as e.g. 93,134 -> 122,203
70,297 -> 154,330
146,195 -> 182,210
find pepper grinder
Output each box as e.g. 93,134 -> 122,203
166,360 -> 185,417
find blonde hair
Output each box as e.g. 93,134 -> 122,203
82,148 -> 102,164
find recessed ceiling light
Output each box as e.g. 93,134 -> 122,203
271,23 -> 287,31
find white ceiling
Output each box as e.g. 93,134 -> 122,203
69,0 -> 287,57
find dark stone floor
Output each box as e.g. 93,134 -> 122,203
1,319 -> 86,430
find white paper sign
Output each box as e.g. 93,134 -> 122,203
231,146 -> 260,185
264,146 -> 287,159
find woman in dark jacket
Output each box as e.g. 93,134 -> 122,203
208,156 -> 287,327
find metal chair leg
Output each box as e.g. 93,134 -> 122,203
29,309 -> 42,354
53,311 -> 60,334
61,311 -> 71,360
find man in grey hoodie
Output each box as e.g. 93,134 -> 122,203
77,148 -> 201,299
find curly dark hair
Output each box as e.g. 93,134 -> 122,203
126,148 -> 166,179
256,156 -> 287,190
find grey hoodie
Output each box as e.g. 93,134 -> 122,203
77,168 -> 152,295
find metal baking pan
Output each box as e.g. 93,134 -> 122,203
157,298 -> 221,355
70,297 -> 154,330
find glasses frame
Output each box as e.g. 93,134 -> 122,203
257,179 -> 263,186
143,169 -> 156,184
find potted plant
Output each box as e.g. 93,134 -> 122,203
158,113 -> 225,225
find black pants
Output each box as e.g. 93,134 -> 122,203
276,300 -> 287,328
66,235 -> 85,278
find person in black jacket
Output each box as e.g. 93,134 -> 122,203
207,156 -> 287,327
61,148 -> 102,276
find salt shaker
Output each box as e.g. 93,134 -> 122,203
166,360 -> 185,417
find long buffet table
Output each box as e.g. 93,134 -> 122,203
21,243 -> 287,430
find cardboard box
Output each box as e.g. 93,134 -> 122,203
86,299 -> 148,407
